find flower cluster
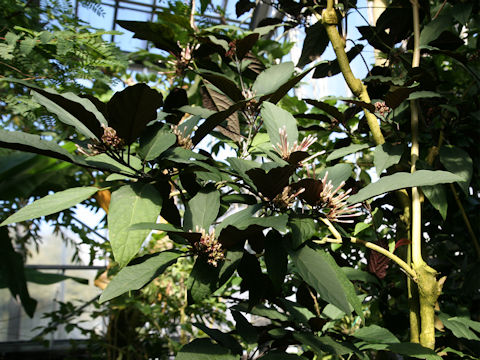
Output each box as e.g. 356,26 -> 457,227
192,227 -> 225,267
273,126 -> 317,160
76,124 -> 125,156
171,124 -> 193,149
225,40 -> 236,58
101,125 -> 124,149
175,42 -> 199,76
272,186 -> 305,209
316,172 -> 362,223
374,101 -> 391,116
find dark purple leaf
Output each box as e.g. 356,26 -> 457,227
246,165 -> 296,200
106,84 -> 163,145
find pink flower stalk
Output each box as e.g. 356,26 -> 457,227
273,126 -> 317,160
318,171 -> 363,223
273,186 -> 306,209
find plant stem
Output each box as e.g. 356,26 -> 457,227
410,0 -> 444,350
318,219 -> 417,280
410,101 -> 422,266
407,243 -> 421,343
318,3 -> 385,145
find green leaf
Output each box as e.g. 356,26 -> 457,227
406,91 -> 443,100
232,302 -> 289,322
193,323 -> 243,355
386,343 -> 441,359
86,153 -> 143,175
129,223 -> 183,232
438,313 -> 480,340
0,228 -> 37,317
280,299 -> 315,324
217,248 -> 244,289
261,101 -> 298,149
373,143 -> 403,176
293,333 -> 355,356
0,152 -> 35,176
440,347 -> 478,360
200,72 -> 244,102
290,246 -> 351,315
138,128 -> 176,161
206,35 -> 229,51
253,62 -> 295,96
191,100 -> 247,145
313,45 -> 363,78
341,267 -> 379,285
420,15 -> 452,46
452,3 -> 472,25
421,185 -> 447,220
23,268 -> 88,286
305,98 -> 344,123
318,248 -> 364,321
265,67 -> 315,104
348,170 -> 462,204
163,147 -> 208,163
439,146 -> 473,194
297,22 -> 329,68
232,310 -> 257,344
117,20 -> 182,54
187,257 -> 220,303
327,143 -> 370,161
264,231 -> 287,291
353,222 -> 371,235
183,188 -> 220,231
221,214 -> 288,234
175,338 -> 237,360
227,157 -> 260,189
318,163 -> 352,188
99,250 -> 181,303
216,204 -> 262,233
106,83 -> 163,145
0,129 -> 87,166
19,37 -> 36,55
289,217 -> 316,248
60,92 -> 108,128
108,184 -> 163,267
353,325 -> 400,344
32,90 -> 99,140
1,187 -> 99,226
179,105 -> 215,119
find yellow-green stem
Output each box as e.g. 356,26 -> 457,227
318,3 -> 385,145
319,219 -> 417,280
407,244 -> 421,343
410,100 -> 422,266
410,0 -> 443,349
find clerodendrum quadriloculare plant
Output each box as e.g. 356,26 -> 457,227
1,0 -> 479,358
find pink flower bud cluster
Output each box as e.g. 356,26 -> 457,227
192,227 -> 225,267
374,102 -> 391,116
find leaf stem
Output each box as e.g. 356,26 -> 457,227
318,218 -> 417,280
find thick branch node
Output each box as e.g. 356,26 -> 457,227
321,9 -> 338,25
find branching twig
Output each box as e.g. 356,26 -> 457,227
318,218 -> 417,280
